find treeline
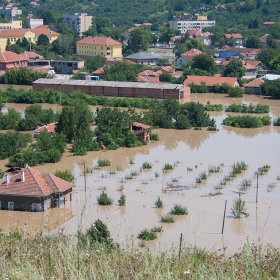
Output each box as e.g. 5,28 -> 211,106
222,115 -> 271,128
0,104 -> 58,131
189,83 -> 244,97
225,103 -> 270,114
0,68 -> 48,85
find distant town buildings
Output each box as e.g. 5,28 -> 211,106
0,28 -> 60,51
62,13 -> 92,37
170,14 -> 215,33
76,36 -> 122,58
0,7 -> 22,21
29,18 -> 44,29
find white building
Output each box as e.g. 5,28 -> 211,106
62,13 -> 92,37
170,14 -> 215,33
29,18 -> 44,29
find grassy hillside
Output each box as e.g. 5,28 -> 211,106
0,228 -> 279,279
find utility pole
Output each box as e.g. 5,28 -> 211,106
83,162 -> 87,192
256,173 -> 259,203
221,200 -> 227,234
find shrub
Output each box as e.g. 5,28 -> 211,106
151,226 -> 163,232
98,159 -> 111,167
118,194 -> 126,206
163,163 -> 173,171
160,214 -> 175,223
208,165 -> 221,173
85,219 -> 115,248
54,169 -> 75,183
223,115 -> 271,128
273,117 -> 280,126
239,179 -> 252,192
232,161 -> 248,174
150,133 -> 159,141
137,229 -> 157,240
154,196 -> 164,208
228,87 -> 243,98
169,204 -> 188,215
142,162 -> 152,169
231,198 -> 248,219
97,191 -> 113,205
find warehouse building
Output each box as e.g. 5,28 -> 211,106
33,79 -> 190,99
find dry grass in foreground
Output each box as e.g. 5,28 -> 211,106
0,226 -> 279,279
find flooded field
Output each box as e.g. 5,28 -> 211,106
1,93 -> 280,255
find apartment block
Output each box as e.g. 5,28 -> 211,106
0,20 -> 22,30
62,13 -> 92,37
170,13 -> 215,33
0,7 -> 22,21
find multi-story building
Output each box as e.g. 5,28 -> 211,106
76,36 -> 122,58
170,13 -> 215,33
0,29 -> 60,51
0,7 -> 22,21
50,59 -> 84,74
62,13 -> 92,37
0,20 -> 22,30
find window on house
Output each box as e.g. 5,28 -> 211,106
101,47 -> 103,50
106,52 -> 110,56
107,47 -> 110,50
101,52 -> 103,55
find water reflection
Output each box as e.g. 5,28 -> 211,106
231,219 -> 245,235
223,125 -> 272,138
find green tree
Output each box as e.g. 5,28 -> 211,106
103,61 -> 140,82
245,36 -> 260,48
191,53 -> 216,74
261,79 -> 280,99
158,27 -> 174,44
127,27 -> 156,53
185,38 -> 205,51
257,48 -> 279,67
37,34 -> 50,47
85,56 -> 106,72
56,106 -> 76,142
223,59 -> 246,79
54,169 -> 75,182
159,72 -> 172,82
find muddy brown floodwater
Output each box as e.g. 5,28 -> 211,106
0,93 -> 280,255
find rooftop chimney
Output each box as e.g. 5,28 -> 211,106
4,174 -> 9,185
20,170 -> 25,182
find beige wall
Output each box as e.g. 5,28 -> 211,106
76,43 -> 122,58
0,31 -> 59,51
0,20 -> 22,30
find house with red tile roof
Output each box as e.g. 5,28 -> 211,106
219,47 -> 260,60
244,78 -> 264,94
137,70 -> 160,83
33,122 -> 57,138
92,67 -> 105,79
76,36 -> 122,59
184,75 -> 240,87
223,34 -> 243,46
0,51 -> 28,70
132,122 -> 150,141
0,166 -> 73,211
177,48 -> 203,67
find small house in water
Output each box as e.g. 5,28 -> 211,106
132,122 -> 150,141
33,122 -> 57,138
0,166 -> 73,211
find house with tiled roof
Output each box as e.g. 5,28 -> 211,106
132,122 -> 150,141
76,36 -> 122,59
223,34 -> 243,46
0,50 -> 28,70
244,78 -> 264,94
0,166 -> 73,211
33,122 -> 57,138
184,75 -> 240,87
92,67 -> 105,79
0,28 -> 60,51
137,70 -> 160,83
124,52 -> 159,65
219,47 -> 260,60
177,48 -> 203,67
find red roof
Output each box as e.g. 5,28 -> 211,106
0,28 -> 59,37
0,51 -> 27,63
20,51 -> 44,60
76,36 -> 122,46
0,166 -> 74,197
133,122 -> 150,129
34,25 -> 49,29
160,66 -> 175,73
187,29 -> 202,37
184,76 -> 239,87
33,122 -> 57,134
138,70 -> 159,77
180,49 -> 203,61
244,78 -> 264,88
224,34 -> 243,39
92,67 -> 104,75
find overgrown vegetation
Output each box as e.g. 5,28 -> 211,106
118,194 -> 126,206
137,229 -> 157,241
98,159 -> 111,167
231,198 -> 248,219
225,103 -> 270,114
169,204 -> 188,215
54,169 -> 75,183
97,191 -> 113,205
160,213 -> 175,223
223,115 -> 271,128
154,196 -> 164,209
